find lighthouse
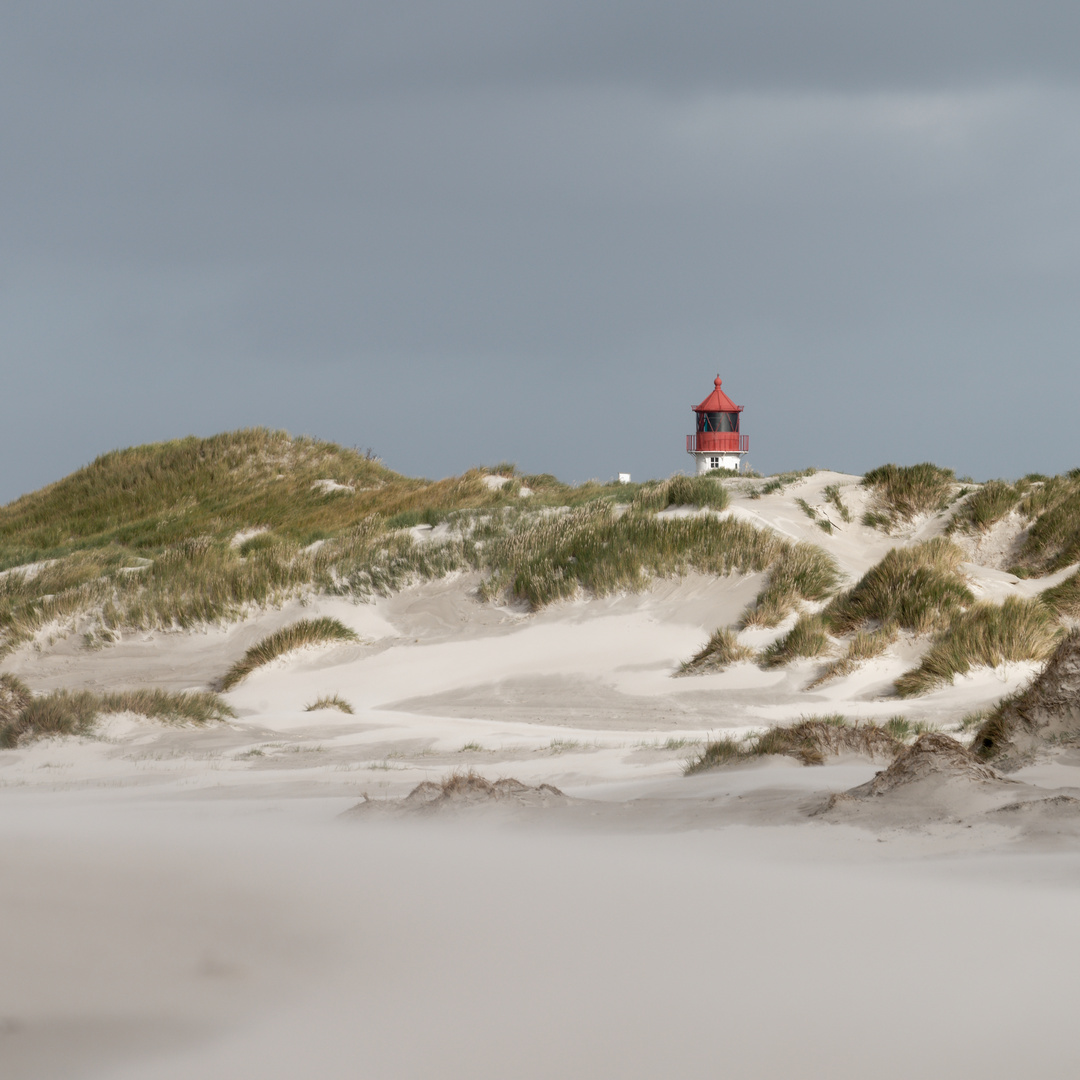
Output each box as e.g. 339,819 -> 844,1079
686,375 -> 749,475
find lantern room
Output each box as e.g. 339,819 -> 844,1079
686,375 -> 749,474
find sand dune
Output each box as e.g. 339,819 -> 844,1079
5,470 -> 1080,1077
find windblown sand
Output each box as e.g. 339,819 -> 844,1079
4,470 -> 1080,1078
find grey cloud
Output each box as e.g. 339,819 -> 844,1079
6,2 -> 1080,98
3,3 -> 1080,503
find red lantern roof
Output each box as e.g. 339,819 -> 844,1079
693,376 -> 743,414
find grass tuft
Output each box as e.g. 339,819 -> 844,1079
948,480 -> 1021,534
678,627 -> 754,675
825,538 -> 971,636
807,623 -> 898,687
894,596 -> 1060,697
822,484 -> 852,523
741,543 -> 841,628
221,617 -> 359,690
1040,571 -> 1080,619
0,686 -> 233,747
304,693 -> 354,714
684,715 -> 901,773
862,463 -> 955,529
760,613 -> 831,667
632,475 -> 730,512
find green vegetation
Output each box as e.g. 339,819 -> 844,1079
632,475 -> 729,512
221,617 -> 360,690
678,627 -> 754,675
822,484 -> 852,523
750,468 -> 817,499
481,503 -> 834,610
862,463 -> 955,530
304,693 -> 354,714
1040,571 -> 1080,619
894,596 -> 1060,697
0,431 -> 841,656
684,715 -> 901,773
1010,471 -> 1080,574
807,623 -> 898,687
741,543 -> 841,628
948,480 -> 1022,534
760,613 -> 830,667
825,538 -> 972,635
0,685 -> 233,748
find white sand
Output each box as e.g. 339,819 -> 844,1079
4,471 -> 1080,1078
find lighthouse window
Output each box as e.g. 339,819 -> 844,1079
704,412 -> 739,432
710,456 -> 721,470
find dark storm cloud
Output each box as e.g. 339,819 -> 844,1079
3,3 -> 1080,501
6,2 -> 1080,95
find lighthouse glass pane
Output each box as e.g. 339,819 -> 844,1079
707,412 -> 739,432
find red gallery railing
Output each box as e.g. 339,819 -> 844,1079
687,432 -> 749,453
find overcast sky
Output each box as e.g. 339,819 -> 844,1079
3,2 -> 1080,502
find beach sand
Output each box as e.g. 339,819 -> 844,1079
4,470 -> 1080,1077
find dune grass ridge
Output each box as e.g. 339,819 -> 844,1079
760,613 -> 830,667
0,685 -> 233,748
221,617 -> 361,690
740,543 -> 841,628
861,463 -> 956,530
825,538 -> 971,636
0,430 -> 823,654
685,715 -> 902,773
893,596 -> 1060,697
947,480 -> 1023,535
632,475 -> 729,512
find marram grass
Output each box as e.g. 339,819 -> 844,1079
806,623 -> 898,687
0,686 -> 233,748
894,596 -> 1060,697
825,538 -> 972,636
221,617 -> 360,690
862,462 -> 955,530
948,480 -> 1021,535
678,627 -> 754,675
684,715 -> 902,774
760,613 -> 831,668
304,693 -> 354,714
740,543 -> 842,628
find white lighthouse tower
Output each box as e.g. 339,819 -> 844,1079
686,375 -> 749,474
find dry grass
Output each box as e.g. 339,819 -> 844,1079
1040,571 -> 1080,619
749,469 -> 817,499
760,614 -> 831,667
1010,472 -> 1080,574
0,672 -> 33,727
304,694 -> 354,714
948,480 -> 1022,534
862,463 -> 955,530
806,623 -> 898,687
482,502 -> 791,609
678,628 -> 754,675
740,543 -> 841,628
632,475 -> 729,512
684,715 -> 902,773
825,538 -> 972,635
894,596 -> 1060,697
220,617 -> 360,690
0,686 -> 233,748
822,484 -> 852,523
